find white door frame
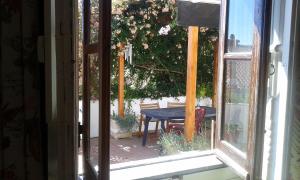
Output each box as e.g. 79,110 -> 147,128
262,0 -> 299,179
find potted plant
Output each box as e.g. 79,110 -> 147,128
111,109 -> 137,139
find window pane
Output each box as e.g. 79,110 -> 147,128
222,60 -> 251,152
226,0 -> 254,53
89,0 -> 99,44
89,53 -> 100,173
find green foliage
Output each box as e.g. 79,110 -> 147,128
110,0 -> 218,100
157,131 -> 209,155
78,0 -> 218,100
197,83 -> 213,98
112,109 -> 137,132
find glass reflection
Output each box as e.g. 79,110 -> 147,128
226,0 -> 254,52
222,60 -> 251,152
89,0 -> 99,44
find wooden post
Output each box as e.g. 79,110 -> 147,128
118,45 -> 125,118
212,40 -> 219,108
184,26 -> 199,141
211,40 -> 218,149
211,120 -> 215,150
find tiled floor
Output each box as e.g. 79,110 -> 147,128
79,125 -> 212,170
110,134 -> 160,164
79,133 -> 160,167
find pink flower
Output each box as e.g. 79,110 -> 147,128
143,43 -> 149,49
159,25 -> 171,35
162,7 -> 169,12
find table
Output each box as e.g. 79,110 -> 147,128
140,106 -> 216,146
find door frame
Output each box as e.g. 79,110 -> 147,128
45,0 -> 78,179
44,0 -> 112,179
82,0 -> 112,179
97,0 -> 112,179
280,0 -> 300,179
215,0 -> 272,178
44,0 -> 296,179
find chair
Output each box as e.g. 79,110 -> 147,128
138,102 -> 160,137
166,102 -> 186,131
167,102 -> 186,108
168,108 -> 206,135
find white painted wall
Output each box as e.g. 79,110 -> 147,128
79,96 -> 212,138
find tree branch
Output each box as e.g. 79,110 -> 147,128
133,64 -> 184,75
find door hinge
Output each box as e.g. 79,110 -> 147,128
78,122 -> 84,148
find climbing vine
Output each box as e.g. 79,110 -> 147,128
111,0 -> 218,100
79,0 -> 218,100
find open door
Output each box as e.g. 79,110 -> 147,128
215,0 -> 271,179
82,0 -> 111,179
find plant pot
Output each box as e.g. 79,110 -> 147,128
110,119 -> 132,139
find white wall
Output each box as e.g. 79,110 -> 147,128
79,96 -> 212,138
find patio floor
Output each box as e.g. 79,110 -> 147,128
79,133 -> 161,166
79,124 -> 212,168
110,134 -> 160,164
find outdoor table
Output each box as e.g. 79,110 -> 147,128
140,106 -> 216,146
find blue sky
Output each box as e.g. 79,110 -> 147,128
227,0 -> 254,46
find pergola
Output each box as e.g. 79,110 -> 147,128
176,0 -> 220,141
118,0 -> 220,141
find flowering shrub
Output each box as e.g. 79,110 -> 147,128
77,0 -> 218,100
158,131 -> 210,155
110,0 -> 218,100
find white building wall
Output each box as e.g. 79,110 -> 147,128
79,96 -> 212,138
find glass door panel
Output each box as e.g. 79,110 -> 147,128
215,0 -> 270,175
219,0 -> 255,155
226,0 -> 254,53
89,0 -> 99,44
222,59 -> 251,152
82,0 -> 110,179
88,53 -> 100,173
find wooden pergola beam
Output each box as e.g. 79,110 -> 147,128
212,40 -> 219,108
184,26 -> 199,141
118,45 -> 125,118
